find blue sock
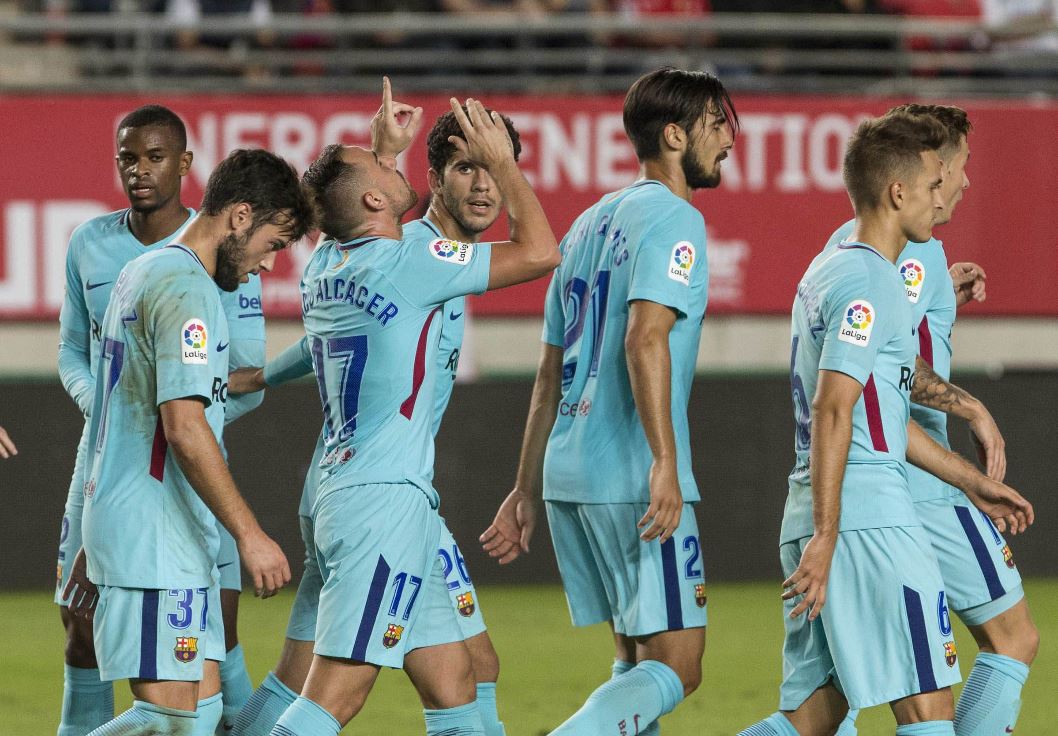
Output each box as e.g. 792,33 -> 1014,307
611,660 -> 660,736
232,672 -> 298,736
193,693 -> 223,736
955,652 -> 1029,736
896,721 -> 955,735
737,712 -> 799,736
270,697 -> 340,736
59,665 -> 115,736
550,659 -> 683,735
424,701 -> 485,736
475,682 -> 506,736
86,700 -> 197,736
836,709 -> 859,735
219,644 -> 255,734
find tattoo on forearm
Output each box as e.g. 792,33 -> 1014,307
911,356 -> 974,415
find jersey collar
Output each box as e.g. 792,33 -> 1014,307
165,243 -> 209,274
836,240 -> 887,262
337,236 -> 383,251
418,214 -> 444,238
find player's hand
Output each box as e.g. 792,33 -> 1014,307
968,404 -> 1006,482
448,97 -> 516,174
371,76 -> 423,160
0,425 -> 16,459
228,367 -> 266,395
782,532 -> 836,622
638,460 -> 682,543
237,529 -> 291,598
950,261 -> 986,307
480,488 -> 537,565
62,547 -> 99,621
963,476 -> 1034,536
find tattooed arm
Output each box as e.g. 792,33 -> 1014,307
912,356 -> 1006,482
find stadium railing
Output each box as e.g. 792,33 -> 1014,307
0,11 -> 1057,95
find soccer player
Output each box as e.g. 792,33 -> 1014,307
230,96 -> 522,736
63,148 -> 312,736
831,106 -> 1039,736
735,112 -> 1032,736
53,105 -> 268,736
266,96 -> 558,736
0,426 -> 16,458
481,66 -> 736,736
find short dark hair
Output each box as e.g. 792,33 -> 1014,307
623,67 -> 739,161
843,112 -> 948,212
301,144 -> 365,239
117,105 -> 188,151
426,108 -> 522,174
886,103 -> 971,159
200,148 -> 314,241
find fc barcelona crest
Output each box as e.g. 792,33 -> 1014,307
174,636 -> 199,663
382,623 -> 404,649
457,592 -> 476,618
1002,545 -> 1015,569
694,584 -> 707,608
943,640 -> 957,668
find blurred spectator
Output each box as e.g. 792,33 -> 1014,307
166,0 -> 274,76
0,426 -> 17,459
980,0 -> 1058,51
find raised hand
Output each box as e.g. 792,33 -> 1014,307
950,261 -> 986,307
371,76 -> 424,160
481,488 -> 537,565
448,97 -> 516,173
237,528 -> 291,598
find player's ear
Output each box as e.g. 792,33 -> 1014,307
661,122 -> 687,154
229,202 -> 253,232
427,167 -> 442,194
362,189 -> 386,213
888,180 -> 905,210
179,151 -> 193,177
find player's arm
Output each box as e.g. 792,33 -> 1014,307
447,98 -> 560,290
912,356 -> 1006,481
57,236 -> 95,415
782,369 -> 859,622
906,419 -> 1032,533
626,300 -> 683,543
949,261 -> 986,307
224,333 -> 266,423
160,397 -> 290,597
228,336 -> 312,396
482,342 -> 562,564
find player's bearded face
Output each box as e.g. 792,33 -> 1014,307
387,169 -> 419,219
682,111 -> 730,190
214,230 -> 248,292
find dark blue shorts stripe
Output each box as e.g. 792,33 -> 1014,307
660,538 -> 683,631
903,586 -> 937,693
955,505 -> 1005,600
139,590 -> 159,680
351,555 -> 391,662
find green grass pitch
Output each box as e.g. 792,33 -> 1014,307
4,580 -> 1055,734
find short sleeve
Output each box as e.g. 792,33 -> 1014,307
818,269 -> 897,386
541,271 -> 565,347
627,202 -> 705,318
396,237 -> 492,308
148,272 -> 222,406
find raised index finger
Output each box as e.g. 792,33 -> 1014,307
382,76 -> 393,121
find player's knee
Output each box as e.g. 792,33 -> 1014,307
63,614 -> 98,668
675,658 -> 702,697
1017,621 -> 1040,664
469,637 -> 501,683
419,654 -> 476,710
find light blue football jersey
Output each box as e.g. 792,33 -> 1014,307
301,228 -> 491,506
781,240 -> 920,544
827,221 -> 959,502
219,273 -> 267,428
82,245 -> 230,588
540,180 -> 708,505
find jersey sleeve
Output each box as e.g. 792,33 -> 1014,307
818,268 -> 898,386
264,336 -> 313,387
541,270 -> 565,347
396,237 -> 493,308
147,273 -> 222,407
222,276 -> 267,424
57,232 -> 95,415
627,202 -> 706,318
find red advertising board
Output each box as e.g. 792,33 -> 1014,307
1,94 -> 1055,319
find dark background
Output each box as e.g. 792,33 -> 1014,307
1,372 -> 1054,590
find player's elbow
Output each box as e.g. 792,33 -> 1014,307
624,324 -> 662,362
160,404 -> 209,457
522,240 -> 562,280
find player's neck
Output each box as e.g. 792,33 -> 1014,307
176,215 -> 222,277
344,212 -> 402,242
849,214 -> 906,264
128,203 -> 189,247
638,160 -> 691,202
426,202 -> 479,244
